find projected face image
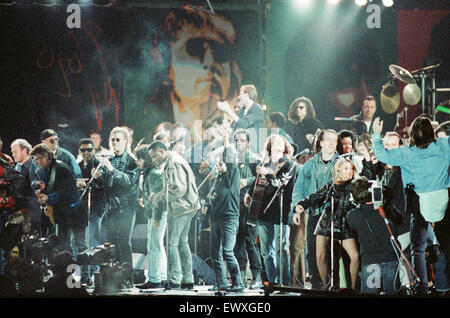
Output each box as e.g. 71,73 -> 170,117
168,12 -> 241,122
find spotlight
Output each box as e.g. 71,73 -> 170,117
327,0 -> 340,4
382,0 -> 394,7
355,0 -> 368,6
293,0 -> 313,9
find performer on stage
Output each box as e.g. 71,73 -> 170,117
31,143 -> 89,283
147,140 -> 199,290
293,158 -> 360,291
217,84 -> 264,153
232,129 -> 263,289
76,138 -> 104,250
39,129 -> 82,179
203,148 -> 245,292
92,127 -> 138,288
244,135 -> 296,286
372,116 -> 449,295
289,129 -> 340,290
11,138 -> 45,236
287,97 -> 324,153
350,96 -> 377,136
134,144 -> 168,290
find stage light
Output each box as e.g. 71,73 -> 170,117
293,0 -> 313,9
382,0 -> 394,7
327,0 -> 340,4
355,0 -> 367,6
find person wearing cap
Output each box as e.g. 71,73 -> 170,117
39,129 -> 82,180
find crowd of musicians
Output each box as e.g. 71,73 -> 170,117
0,84 -> 449,295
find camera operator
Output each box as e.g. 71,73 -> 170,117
347,177 -> 401,295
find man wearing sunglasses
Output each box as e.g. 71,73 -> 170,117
39,129 -> 82,180
92,127 -> 138,289
77,139 -> 105,262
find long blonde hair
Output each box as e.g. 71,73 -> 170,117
332,158 -> 356,184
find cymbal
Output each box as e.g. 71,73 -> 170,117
380,82 -> 400,114
403,83 -> 421,105
389,64 -> 416,84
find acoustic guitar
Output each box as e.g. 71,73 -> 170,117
247,160 -> 286,226
247,174 -> 268,226
35,191 -> 55,225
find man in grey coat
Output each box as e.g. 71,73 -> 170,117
148,141 -> 200,290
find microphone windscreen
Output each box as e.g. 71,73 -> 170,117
378,206 -> 386,219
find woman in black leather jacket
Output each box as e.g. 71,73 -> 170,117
293,158 -> 360,291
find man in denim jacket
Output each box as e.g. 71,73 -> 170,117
289,130 -> 339,290
372,116 -> 449,294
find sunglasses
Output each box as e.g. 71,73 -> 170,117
185,38 -> 233,64
297,106 -> 306,110
48,138 -> 58,144
111,138 -> 121,143
80,148 -> 93,153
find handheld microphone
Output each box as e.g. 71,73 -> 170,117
169,137 -> 184,150
294,148 -> 310,158
378,206 -> 390,225
334,117 -> 356,122
378,205 -> 386,219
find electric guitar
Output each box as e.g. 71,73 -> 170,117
35,190 -> 55,225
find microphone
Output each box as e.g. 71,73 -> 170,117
169,137 -> 184,150
334,117 -> 357,122
378,206 -> 390,224
294,148 -> 310,158
378,205 -> 386,218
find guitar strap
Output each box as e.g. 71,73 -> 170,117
47,164 -> 57,194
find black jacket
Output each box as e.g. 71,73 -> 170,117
94,151 -> 138,214
248,157 -> 296,225
289,117 -> 324,152
78,156 -> 105,216
44,159 -> 87,228
208,162 -> 240,222
347,203 -> 398,265
350,113 -> 375,135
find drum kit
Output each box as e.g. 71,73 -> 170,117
380,62 -> 449,116
380,61 -> 449,137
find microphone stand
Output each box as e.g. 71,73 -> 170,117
323,169 -> 341,291
79,159 -> 104,280
263,159 -> 297,288
328,185 -> 336,291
